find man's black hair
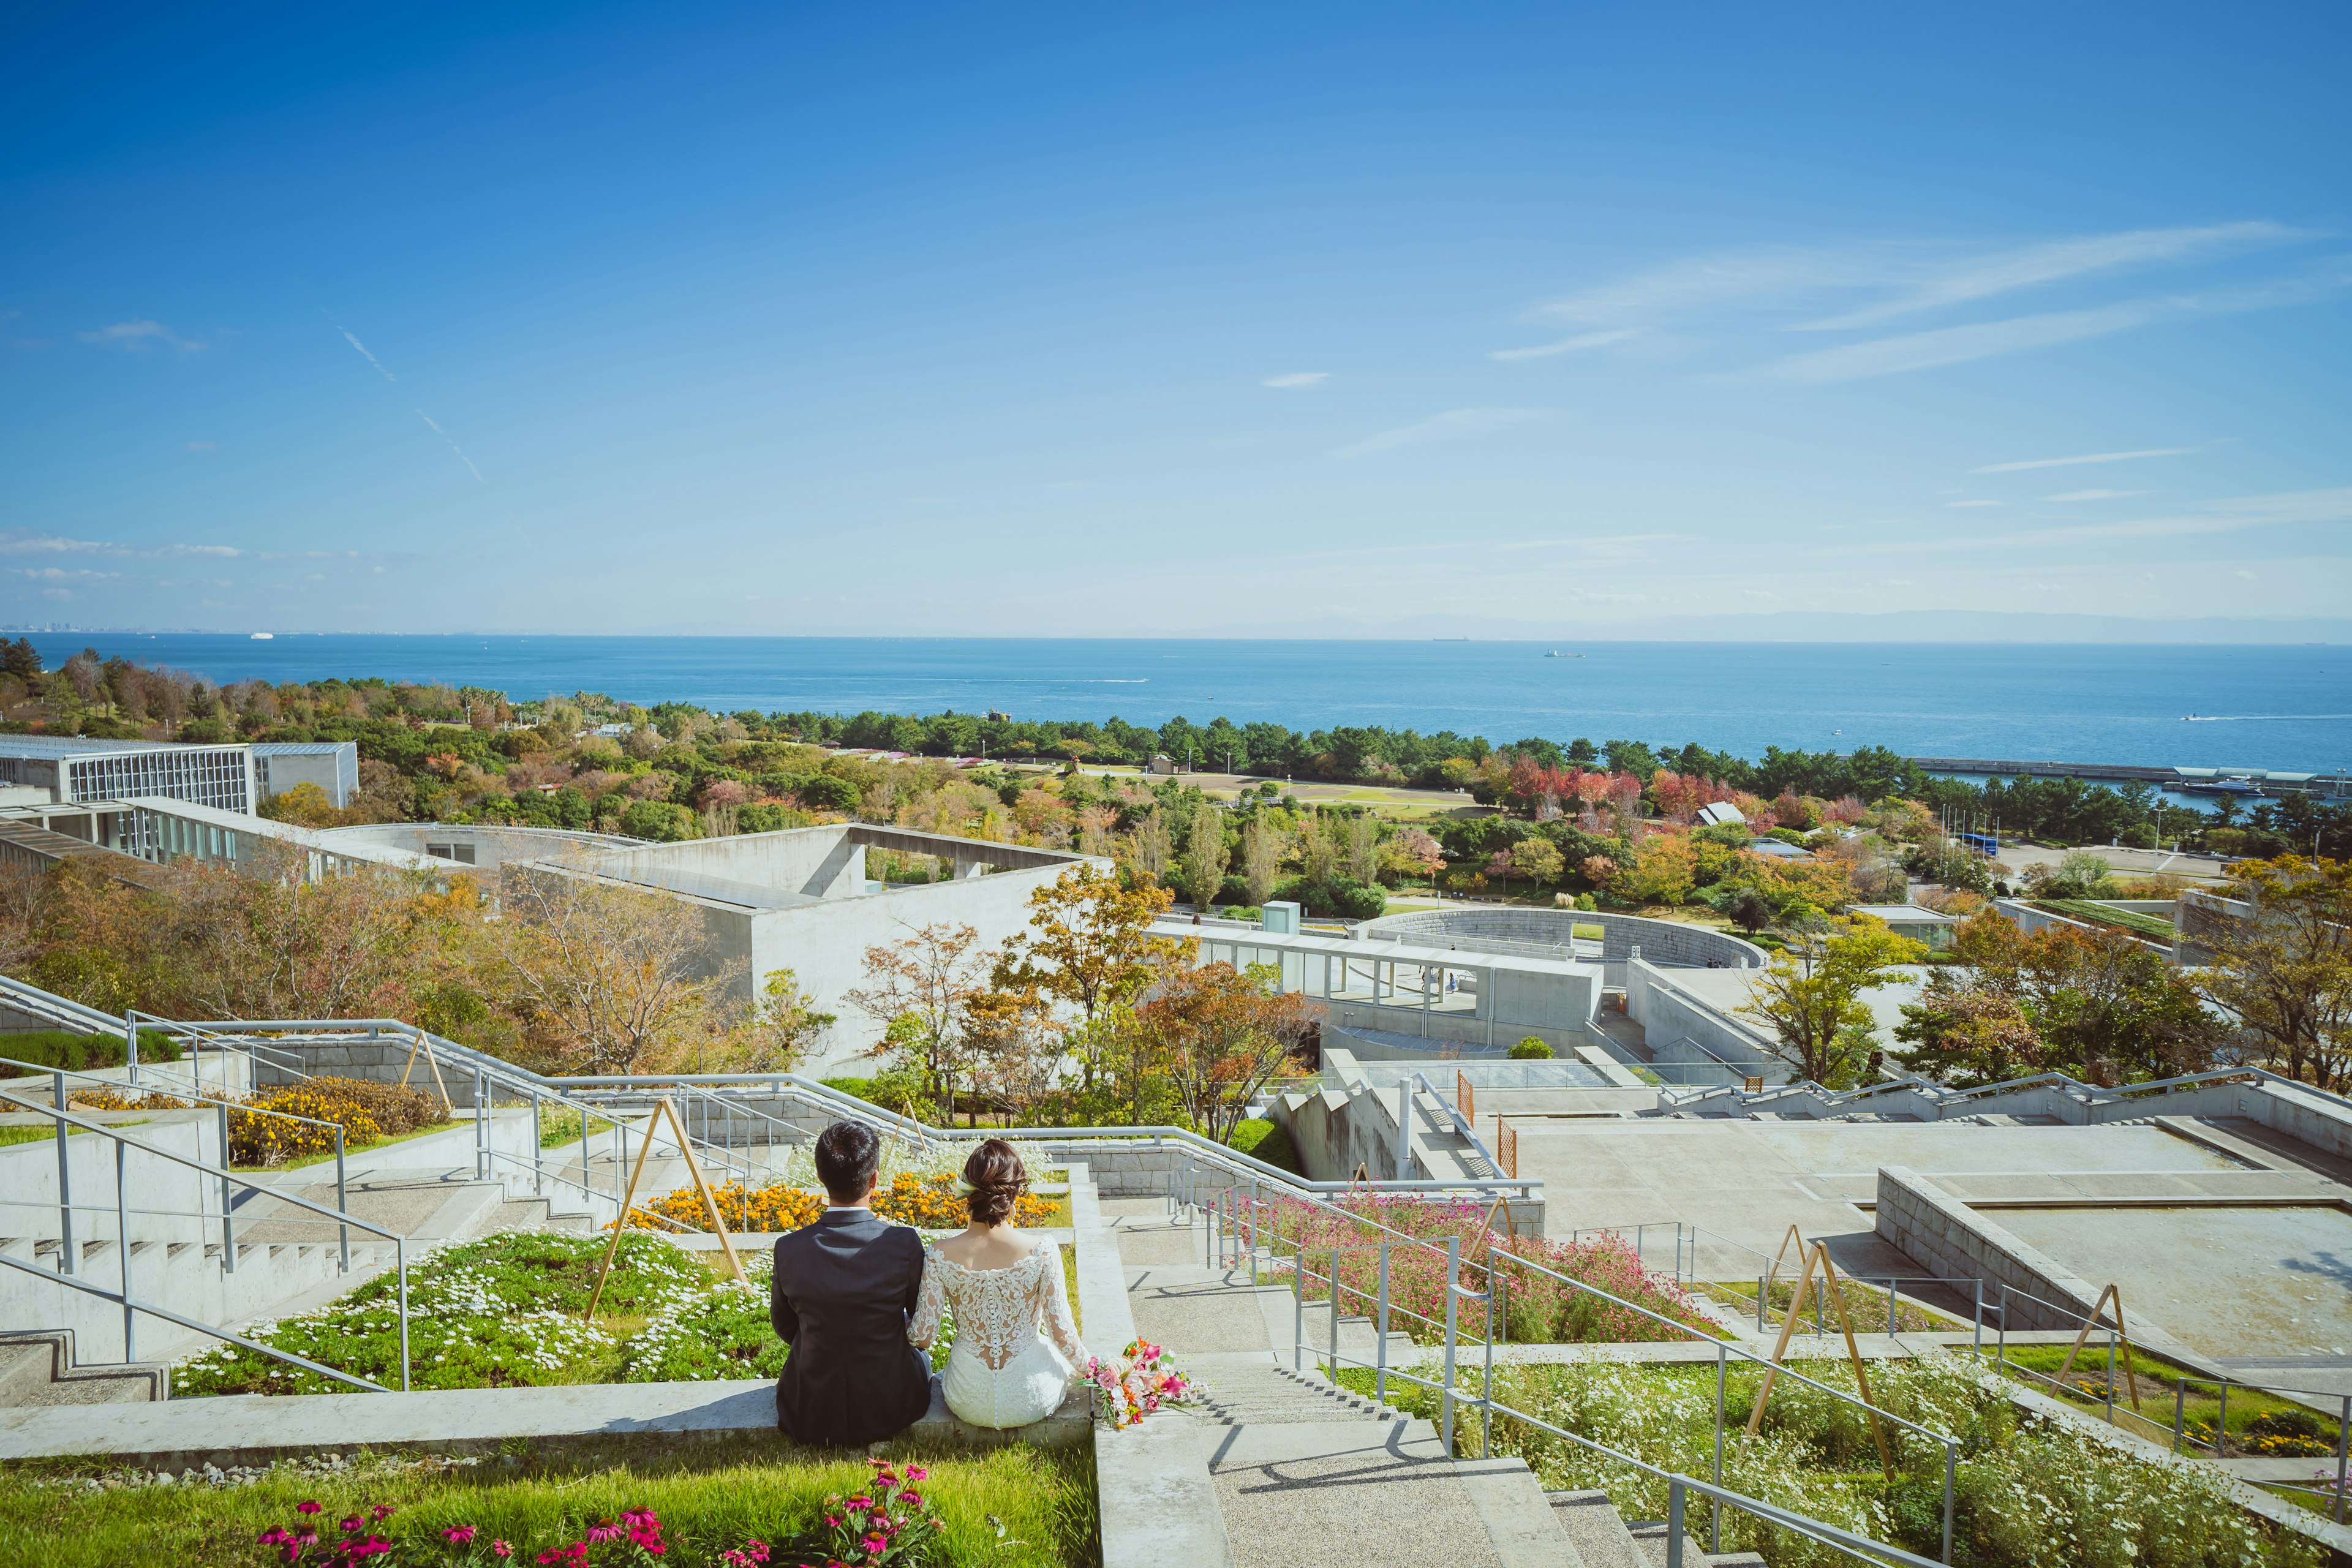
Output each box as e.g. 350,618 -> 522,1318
812,1119 -> 881,1204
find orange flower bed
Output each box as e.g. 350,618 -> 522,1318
622,1174 -> 1055,1233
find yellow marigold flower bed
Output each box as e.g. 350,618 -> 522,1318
623,1174 -> 1055,1233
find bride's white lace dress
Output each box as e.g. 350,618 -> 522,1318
908,1240 -> 1087,1429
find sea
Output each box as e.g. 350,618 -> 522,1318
18,634 -> 2352,780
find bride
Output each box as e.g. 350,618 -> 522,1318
908,1139 -> 1087,1428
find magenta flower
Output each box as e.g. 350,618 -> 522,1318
902,1466 -> 928,1482
371,1504 -> 394,1524
445,1526 -> 478,1544
587,1519 -> 625,1544
492,1543 -> 513,1559
296,1502 -> 322,1516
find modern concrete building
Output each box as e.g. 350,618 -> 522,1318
0,734 -> 255,815
251,741 -> 360,807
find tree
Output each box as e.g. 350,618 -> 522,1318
1738,915 -> 1926,1086
1891,969 -> 2044,1086
737,967 -> 835,1071
1343,813 -> 1382,884
259,782 -> 342,829
1133,961 -> 1312,1145
992,865 -> 1189,1090
1,638 -> 42,680
1509,1036 -> 1554,1060
1131,810 -> 1174,882
1721,886 -> 1775,938
965,980 -> 1064,1123
1240,815 -> 1285,904
499,864 -> 742,1075
1618,834 -> 1696,907
1384,826 -> 1444,889
2197,856 -> 2352,1090
845,921 -> 988,1120
1510,838 -> 1564,888
1180,804 -> 1229,908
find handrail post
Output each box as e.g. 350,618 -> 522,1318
1756,1273 -> 1766,1333
1665,1479 -> 1684,1568
1713,1344 -> 1726,1552
1441,1234 -> 1460,1454
2336,1395 -> 2348,1525
53,1070 -> 74,1275
115,1138 -> 134,1363
396,1240 -> 410,1392
531,1090 -> 543,1195
1942,1443 -> 1956,1563
1972,1278 -> 1983,1357
334,1126 -> 348,1271
1292,1230 -> 1304,1373
124,1011 -> 138,1088
2172,1381 -> 2185,1452
219,1101 -> 236,1273
1329,1246 -> 1340,1376
1997,1284 -> 2008,1368
2217,1381 -> 2228,1455
1376,1240 -> 1390,1407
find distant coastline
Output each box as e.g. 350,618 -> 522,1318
17,633 -> 2347,775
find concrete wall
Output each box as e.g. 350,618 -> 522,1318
318,823 -> 632,874
1624,958 -> 1783,1079
606,826 -> 865,900
1872,1165 -> 2104,1331
1365,907 -> 1765,968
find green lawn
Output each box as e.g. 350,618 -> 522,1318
1697,1276 -> 1968,1336
1987,1343 -> 2339,1457
0,1436 -> 1096,1568
0,1118 -> 147,1147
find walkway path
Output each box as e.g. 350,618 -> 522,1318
1106,1197 -> 1763,1568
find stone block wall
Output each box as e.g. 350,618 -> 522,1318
1872,1166 -> 2101,1330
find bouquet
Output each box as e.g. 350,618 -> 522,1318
1082,1339 -> 1194,1430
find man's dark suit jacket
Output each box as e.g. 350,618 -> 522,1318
770,1210 -> 932,1447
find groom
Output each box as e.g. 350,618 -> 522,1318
770,1119 -> 933,1446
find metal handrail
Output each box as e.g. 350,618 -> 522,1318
1411,1071 -> 1503,1177
1259,1207 -> 1951,1566
0,1087 -> 411,1392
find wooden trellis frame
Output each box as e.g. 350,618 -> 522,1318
2052,1283 -> 2143,1413
584,1096 -> 746,1321
396,1025 -> 454,1116
1746,1226 -> 1894,1480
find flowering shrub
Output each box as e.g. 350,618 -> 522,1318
803,1458 -> 943,1567
176,1231 -> 713,1395
1356,1351 -> 2320,1567
257,1499 -> 405,1566
1255,1193 -> 1713,1344
70,1087 -> 192,1110
229,1077 -> 450,1165
622,1176 -> 1054,1235
1084,1340 -> 1194,1429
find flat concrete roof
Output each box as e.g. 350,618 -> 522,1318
1172,921 -> 1599,978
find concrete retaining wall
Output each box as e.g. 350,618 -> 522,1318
1871,1166 -> 2103,1330
1623,958 -> 1781,1079
1364,907 -> 1765,968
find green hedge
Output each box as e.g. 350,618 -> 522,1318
1229,1117 -> 1300,1173
2032,899 -> 2176,941
0,1030 -> 181,1079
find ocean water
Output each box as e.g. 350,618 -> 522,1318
20,633 -> 2352,774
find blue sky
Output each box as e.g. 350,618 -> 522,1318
3,2 -> 2348,636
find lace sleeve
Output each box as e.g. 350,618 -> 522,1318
907,1252 -> 946,1349
1040,1243 -> 1087,1366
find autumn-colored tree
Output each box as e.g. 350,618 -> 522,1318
1133,961 -> 1313,1145
1890,970 -> 2044,1086
2196,856 -> 2352,1089
992,865 -> 1189,1090
965,980 -> 1065,1123
1179,804 -> 1229,908
1384,826 -> 1444,888
499,864 -> 744,1076
1616,834 -> 1697,907
1738,914 -> 1926,1086
1510,837 -> 1564,888
1129,810 -> 1174,883
1240,815 -> 1286,904
734,967 -> 836,1072
845,921 -> 988,1119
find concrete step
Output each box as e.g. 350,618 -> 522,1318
0,1329 -> 167,1407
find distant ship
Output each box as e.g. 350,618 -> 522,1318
249,631 -> 274,640
1543,650 -> 1584,659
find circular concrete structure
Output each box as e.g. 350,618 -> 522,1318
1361,905 -> 1765,968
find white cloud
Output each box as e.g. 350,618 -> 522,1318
1794,222 -> 2302,331
1810,486 -> 2352,556
78,320 -> 206,352
1333,407 -> 1560,459
339,328 -> 396,382
1751,259 -> 2352,384
1944,500 -> 2001,509
8,567 -> 119,583
1488,328 -> 1643,362
2043,488 -> 2149,501
0,533 -> 124,556
416,410 -> 487,484
183,440 -> 218,453
1262,372 -> 1329,389
1975,448 -> 2196,473
2235,570 -> 2258,579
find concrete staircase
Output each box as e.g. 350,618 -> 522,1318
1108,1200 -> 1767,1568
0,1330 -> 167,1407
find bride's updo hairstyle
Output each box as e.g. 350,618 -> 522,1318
963,1138 -> 1028,1226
